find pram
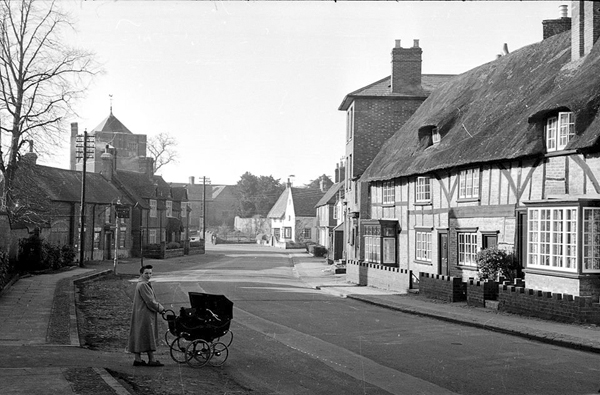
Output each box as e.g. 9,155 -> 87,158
162,292 -> 233,367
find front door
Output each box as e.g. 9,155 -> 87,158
438,232 -> 449,276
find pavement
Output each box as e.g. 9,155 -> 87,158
0,246 -> 599,394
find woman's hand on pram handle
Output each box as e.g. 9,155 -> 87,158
161,309 -> 176,320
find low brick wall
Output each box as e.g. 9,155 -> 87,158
420,272 -> 466,302
466,278 -> 499,307
498,284 -> 600,324
346,261 -> 411,292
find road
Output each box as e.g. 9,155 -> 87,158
151,244 -> 600,395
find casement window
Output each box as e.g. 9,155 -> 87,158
528,208 -> 577,272
302,228 -> 311,239
273,228 -> 281,240
149,229 -> 157,244
166,201 -> 173,217
431,127 -> 441,144
416,177 -> 431,202
415,231 -> 432,262
284,227 -> 292,239
458,232 -> 478,266
362,220 -> 398,266
383,181 -> 395,204
150,199 -> 157,218
583,208 -> 600,272
459,168 -> 480,199
546,112 -> 574,152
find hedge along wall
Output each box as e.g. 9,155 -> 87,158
346,261 -> 411,292
419,272 -> 466,302
498,284 -> 600,325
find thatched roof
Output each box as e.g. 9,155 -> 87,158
361,32 -> 600,182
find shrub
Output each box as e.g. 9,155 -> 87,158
18,234 -> 75,271
476,247 -> 519,282
166,241 -> 181,250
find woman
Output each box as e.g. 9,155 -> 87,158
128,265 -> 165,367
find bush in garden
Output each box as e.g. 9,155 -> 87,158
476,247 -> 519,282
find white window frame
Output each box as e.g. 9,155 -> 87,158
302,228 -> 311,239
383,181 -> 395,204
415,177 -> 431,202
527,207 -> 577,272
166,200 -> 173,217
415,231 -> 432,262
459,168 -> 480,199
583,208 -> 600,273
546,112 -> 574,152
149,229 -> 157,244
458,232 -> 478,267
431,127 -> 441,144
150,199 -> 157,218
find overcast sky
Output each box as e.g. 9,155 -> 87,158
48,1 -> 566,187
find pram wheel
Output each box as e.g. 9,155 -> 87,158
164,329 -> 176,347
208,341 -> 229,367
185,339 -> 212,368
216,330 -> 233,348
169,336 -> 193,364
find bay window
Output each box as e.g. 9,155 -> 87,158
362,219 -> 398,266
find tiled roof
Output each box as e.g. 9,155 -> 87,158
268,187 -> 325,218
91,112 -> 132,134
15,164 -> 131,205
315,182 -> 344,208
362,32 -> 600,181
338,74 -> 455,110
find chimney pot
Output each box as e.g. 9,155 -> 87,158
395,39 -> 401,48
559,4 -> 568,18
413,39 -> 420,48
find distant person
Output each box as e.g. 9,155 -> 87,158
128,265 -> 165,367
212,234 -> 217,245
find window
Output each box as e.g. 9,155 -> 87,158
93,229 -> 101,250
149,229 -> 157,244
166,201 -> 173,217
458,232 -> 478,266
105,206 -> 111,223
119,226 -> 126,248
431,127 -> 441,144
416,177 -> 431,202
346,105 -> 354,141
284,227 -> 292,239
273,228 -> 281,240
459,168 -> 480,199
416,231 -> 432,262
383,181 -> 395,204
150,199 -> 157,218
528,208 -> 577,272
302,228 -> 311,239
362,220 -> 398,265
583,208 -> 600,272
546,112 -> 574,152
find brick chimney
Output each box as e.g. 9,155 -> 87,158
22,140 -> 37,165
542,4 -> 572,40
100,145 -> 113,181
69,122 -> 78,170
138,157 -> 154,178
391,39 -> 423,94
572,1 -> 600,61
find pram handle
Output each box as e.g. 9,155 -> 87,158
161,309 -> 176,320
205,308 -> 220,321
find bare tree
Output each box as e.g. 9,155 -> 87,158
0,0 -> 100,210
147,132 -> 178,173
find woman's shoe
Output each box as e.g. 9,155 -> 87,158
133,360 -> 147,366
147,360 -> 164,367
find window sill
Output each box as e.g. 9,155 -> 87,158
414,259 -> 432,266
523,268 -> 579,278
457,265 -> 478,271
544,149 -> 577,158
457,197 -> 480,203
414,201 -> 432,206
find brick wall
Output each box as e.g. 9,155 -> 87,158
498,284 -> 600,324
466,278 -> 500,307
347,261 -> 411,292
420,272 -> 466,302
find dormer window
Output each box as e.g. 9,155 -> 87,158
546,111 -> 574,152
431,127 -> 441,144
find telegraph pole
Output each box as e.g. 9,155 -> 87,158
78,131 -> 88,267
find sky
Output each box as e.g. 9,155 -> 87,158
44,0 -> 567,187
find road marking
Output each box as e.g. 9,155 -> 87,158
234,307 -> 459,395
